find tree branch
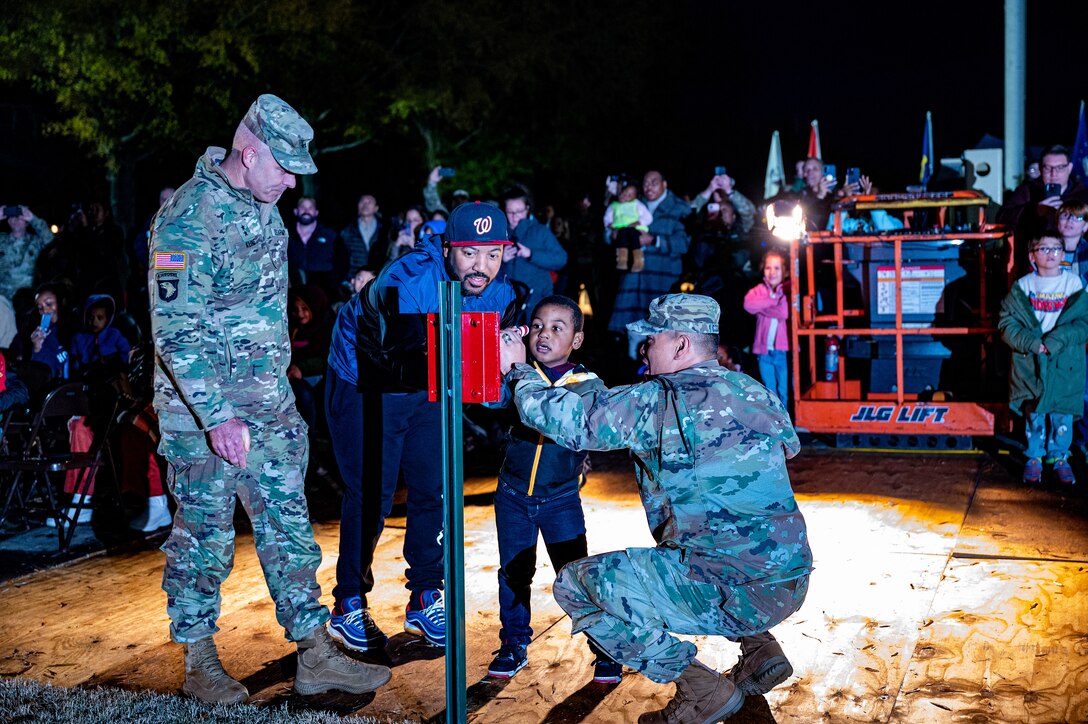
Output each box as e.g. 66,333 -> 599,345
313,136 -> 370,156
453,127 -> 481,150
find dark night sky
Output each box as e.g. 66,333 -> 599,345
4,1 -> 1083,227
310,1 -> 1085,223
605,1 -> 1080,200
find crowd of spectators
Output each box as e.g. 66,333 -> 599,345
2,141 -> 1086,534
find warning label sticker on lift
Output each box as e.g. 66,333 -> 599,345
876,265 -> 945,316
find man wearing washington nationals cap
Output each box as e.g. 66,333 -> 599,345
323,201 -> 517,653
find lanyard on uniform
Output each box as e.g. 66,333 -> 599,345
655,377 -> 695,466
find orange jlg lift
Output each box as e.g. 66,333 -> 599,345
786,190 -> 1013,445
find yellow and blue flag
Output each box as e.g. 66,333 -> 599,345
920,111 -> 934,187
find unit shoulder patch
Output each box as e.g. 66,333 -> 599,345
155,270 -> 187,304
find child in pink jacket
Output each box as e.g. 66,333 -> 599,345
744,250 -> 790,406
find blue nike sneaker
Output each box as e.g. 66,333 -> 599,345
328,596 -> 388,652
404,589 -> 446,647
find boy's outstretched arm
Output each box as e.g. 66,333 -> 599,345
506,362 -> 659,454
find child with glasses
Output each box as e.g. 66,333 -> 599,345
1058,201 -> 1088,455
1057,201 -> 1088,284
999,232 -> 1088,485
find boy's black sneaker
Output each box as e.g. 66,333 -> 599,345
487,643 -> 528,679
593,657 -> 623,684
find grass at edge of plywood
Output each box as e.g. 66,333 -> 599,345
0,676 -> 418,723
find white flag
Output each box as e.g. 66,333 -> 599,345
764,130 -> 786,200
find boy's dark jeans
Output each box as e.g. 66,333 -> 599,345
494,479 -> 602,660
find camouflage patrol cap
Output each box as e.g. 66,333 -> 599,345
626,294 -> 720,336
242,94 -> 317,175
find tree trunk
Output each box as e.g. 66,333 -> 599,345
108,157 -> 138,239
417,122 -> 438,168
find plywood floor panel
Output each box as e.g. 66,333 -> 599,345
893,558 -> 1088,723
2,452 -> 1086,724
953,460 -> 1088,562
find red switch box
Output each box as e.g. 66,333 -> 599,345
426,312 -> 503,403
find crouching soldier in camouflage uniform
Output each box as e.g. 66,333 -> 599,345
149,94 -> 391,705
499,294 -> 812,723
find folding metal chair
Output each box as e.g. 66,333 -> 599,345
0,382 -> 121,550
0,402 -> 35,527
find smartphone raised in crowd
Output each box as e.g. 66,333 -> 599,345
39,313 -> 51,330
822,164 -> 837,186
714,166 -> 727,176
1044,183 -> 1061,199
3,206 -> 20,218
845,167 -> 861,188
438,167 -> 456,178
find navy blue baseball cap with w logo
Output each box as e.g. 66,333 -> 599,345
444,201 -> 512,246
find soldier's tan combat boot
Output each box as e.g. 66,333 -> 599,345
725,631 -> 793,695
182,637 -> 248,705
294,624 -> 392,696
638,660 -> 744,723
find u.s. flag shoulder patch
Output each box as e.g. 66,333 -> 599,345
154,251 -> 187,270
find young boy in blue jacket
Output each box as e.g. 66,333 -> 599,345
487,295 -> 622,684
70,294 -> 132,375
47,293 -> 133,528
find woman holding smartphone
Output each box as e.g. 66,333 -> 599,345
385,206 -> 426,263
12,282 -> 74,380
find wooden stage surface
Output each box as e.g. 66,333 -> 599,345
1,450 -> 1086,723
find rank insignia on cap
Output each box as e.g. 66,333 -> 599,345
154,251 -> 187,270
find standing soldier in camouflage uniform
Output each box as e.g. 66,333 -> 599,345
0,204 -> 54,302
499,294 -> 812,723
149,94 -> 390,705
